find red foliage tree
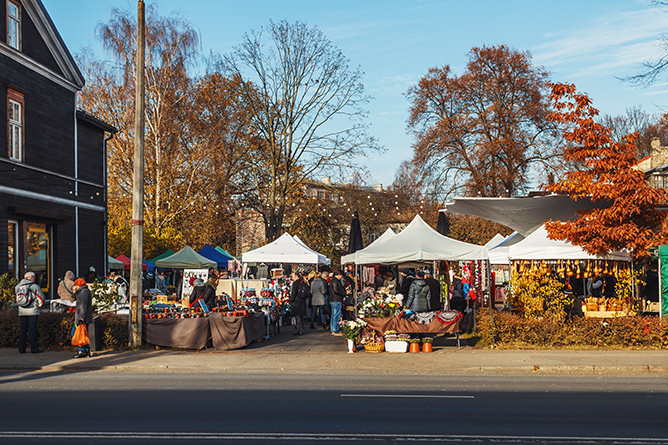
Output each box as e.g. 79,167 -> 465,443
544,83 -> 668,260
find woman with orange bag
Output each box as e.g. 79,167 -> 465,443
72,278 -> 92,358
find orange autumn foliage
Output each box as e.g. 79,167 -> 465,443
544,82 -> 668,260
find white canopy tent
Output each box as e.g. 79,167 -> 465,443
484,233 -> 507,249
340,228 -> 396,264
292,235 -> 332,265
488,232 -> 525,265
241,233 -> 331,265
508,225 -> 630,261
348,215 -> 488,265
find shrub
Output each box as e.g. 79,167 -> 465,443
476,311 -> 668,349
0,310 -> 130,350
0,273 -> 18,311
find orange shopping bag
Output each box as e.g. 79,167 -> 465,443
71,324 -> 91,347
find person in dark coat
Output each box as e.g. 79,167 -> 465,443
396,268 -> 415,299
424,271 -> 441,311
200,275 -> 219,310
328,270 -> 346,335
189,278 -> 206,307
290,272 -> 310,335
72,278 -> 93,358
449,276 -> 467,313
405,271 -> 431,312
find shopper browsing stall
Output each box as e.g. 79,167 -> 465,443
405,271 -> 431,313
290,272 -> 310,335
72,278 -> 92,358
329,270 -> 345,336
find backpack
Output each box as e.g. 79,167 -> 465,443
15,283 -> 35,308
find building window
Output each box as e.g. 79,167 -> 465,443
27,223 -> 49,293
7,89 -> 23,161
7,0 -> 20,50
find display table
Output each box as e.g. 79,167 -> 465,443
143,313 -> 265,350
144,317 -> 210,350
209,313 -> 265,350
361,316 -> 460,335
585,310 -> 634,318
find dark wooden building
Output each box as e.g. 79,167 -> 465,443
1,0 -> 114,297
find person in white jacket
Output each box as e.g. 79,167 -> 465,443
16,271 -> 46,354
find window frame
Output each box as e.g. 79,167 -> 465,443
7,0 -> 21,50
7,88 -> 24,162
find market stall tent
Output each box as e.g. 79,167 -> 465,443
292,235 -> 332,265
485,233 -> 507,249
143,260 -> 155,272
115,254 -> 148,271
108,255 -> 124,270
155,246 -> 217,269
340,228 -> 396,264
488,232 -> 525,265
198,244 -> 233,268
241,233 -> 331,265
508,226 -> 630,261
147,249 -> 175,264
348,215 -> 488,265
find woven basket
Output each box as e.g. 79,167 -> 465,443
364,340 -> 385,353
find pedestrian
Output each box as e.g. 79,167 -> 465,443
309,272 -> 327,329
405,270 -> 431,313
396,268 -> 415,302
424,270 -> 442,311
201,274 -> 219,310
290,272 -> 310,335
72,278 -> 93,358
328,270 -> 346,336
155,270 -> 168,295
57,270 -> 75,301
84,266 -> 97,284
16,271 -> 46,354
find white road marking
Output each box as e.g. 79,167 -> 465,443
341,393 -> 475,399
0,432 -> 666,443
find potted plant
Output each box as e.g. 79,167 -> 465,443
339,319 -> 367,353
422,337 -> 433,353
409,338 -> 421,353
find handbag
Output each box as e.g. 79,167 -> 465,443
71,324 -> 91,347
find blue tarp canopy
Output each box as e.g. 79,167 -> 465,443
215,246 -> 235,260
198,244 -> 232,268
143,259 -> 155,271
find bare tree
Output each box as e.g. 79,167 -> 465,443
221,20 -> 379,242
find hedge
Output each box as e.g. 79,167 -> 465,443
476,311 -> 668,349
0,310 -> 130,351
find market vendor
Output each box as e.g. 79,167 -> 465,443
201,275 -> 219,310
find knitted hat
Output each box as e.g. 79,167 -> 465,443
74,278 -> 86,287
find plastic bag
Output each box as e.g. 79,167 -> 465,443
71,324 -> 91,347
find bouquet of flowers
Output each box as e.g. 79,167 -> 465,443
357,294 -> 402,318
339,318 -> 367,340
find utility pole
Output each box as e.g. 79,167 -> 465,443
129,0 -> 145,347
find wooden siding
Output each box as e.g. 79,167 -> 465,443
76,119 -> 105,185
19,1 -> 64,76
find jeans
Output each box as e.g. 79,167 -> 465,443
310,305 -> 325,325
19,315 -> 39,353
330,302 -> 342,333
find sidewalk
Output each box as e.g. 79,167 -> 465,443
1,327 -> 667,375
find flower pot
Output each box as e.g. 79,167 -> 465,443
409,342 -> 420,353
422,343 -> 433,353
347,339 -> 355,353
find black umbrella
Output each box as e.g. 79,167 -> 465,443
437,211 -> 450,236
348,210 -> 364,254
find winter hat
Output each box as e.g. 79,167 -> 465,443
189,277 -> 197,286
401,268 -> 413,275
74,278 -> 86,287
193,278 -> 204,286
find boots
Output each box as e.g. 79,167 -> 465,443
310,323 -> 315,329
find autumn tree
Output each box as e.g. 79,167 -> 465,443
220,20 -> 379,242
78,5 -> 248,256
600,106 -> 668,158
544,83 -> 668,261
406,45 -> 563,199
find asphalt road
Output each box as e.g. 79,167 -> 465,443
0,371 -> 666,444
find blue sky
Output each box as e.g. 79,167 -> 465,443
42,0 -> 668,189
